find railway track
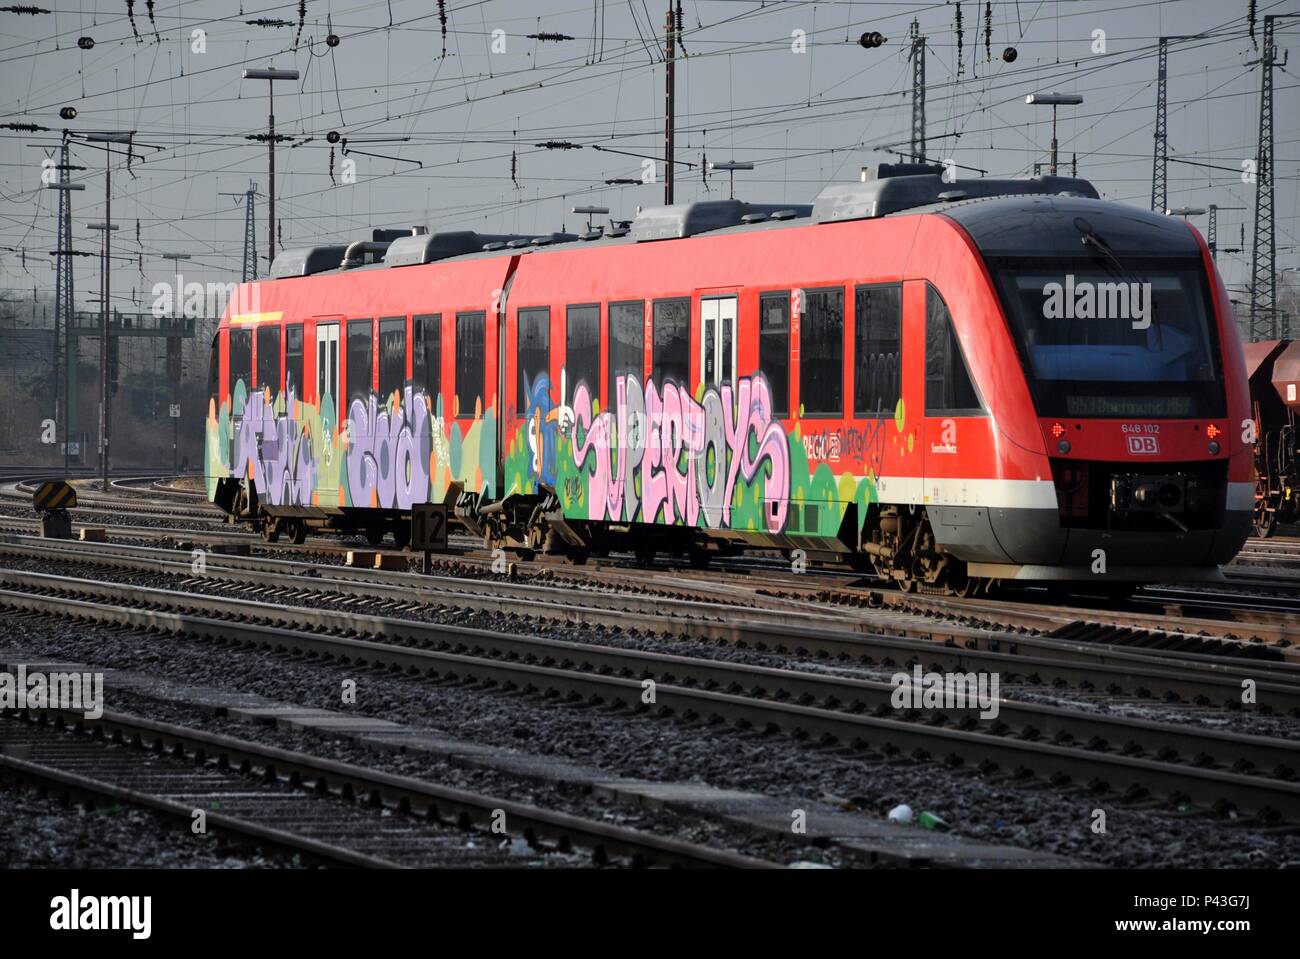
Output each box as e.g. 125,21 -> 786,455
1,502 -> 1296,666
3,565 -> 1297,823
4,473 -> 1297,644
0,477 -> 221,525
0,707 -> 771,869
5,532 -> 1299,703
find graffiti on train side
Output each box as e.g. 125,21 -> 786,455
567,373 -> 791,534
206,380 -> 498,508
802,420 -> 890,473
521,371 -> 564,489
503,373 -> 914,538
345,387 -> 433,509
232,385 -> 316,506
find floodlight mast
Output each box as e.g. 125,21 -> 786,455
1026,92 -> 1083,176
243,68 -> 299,271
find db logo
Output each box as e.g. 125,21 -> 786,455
1126,435 -> 1160,455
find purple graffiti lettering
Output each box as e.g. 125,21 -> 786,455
232,387 -> 316,507
346,387 -> 432,509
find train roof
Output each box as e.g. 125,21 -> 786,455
264,163 -> 1196,282
933,192 -> 1202,258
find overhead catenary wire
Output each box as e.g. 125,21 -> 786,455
0,0 -> 1295,304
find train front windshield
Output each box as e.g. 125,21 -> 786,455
991,258 -> 1224,419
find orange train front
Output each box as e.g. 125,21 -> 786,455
203,163 -> 1253,593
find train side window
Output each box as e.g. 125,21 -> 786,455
346,319 -> 373,406
456,311 -> 486,417
517,307 -> 550,408
255,324 -> 280,394
799,287 -> 845,417
208,333 -> 220,400
228,328 -> 252,398
565,304 -> 601,405
651,298 -> 689,387
285,323 -> 304,398
378,316 -> 406,400
925,284 -> 985,414
412,314 -> 441,405
609,301 -> 645,394
759,292 -> 790,417
853,284 -> 902,417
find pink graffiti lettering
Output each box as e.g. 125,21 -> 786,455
570,374 -> 789,533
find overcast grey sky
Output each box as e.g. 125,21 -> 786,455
1,0 -> 1297,313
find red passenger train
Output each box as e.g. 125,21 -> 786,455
204,163 -> 1253,594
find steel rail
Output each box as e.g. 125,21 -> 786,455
4,538 -> 1299,695
3,578 -> 1298,821
0,708 -> 776,870
5,535 -> 1300,694
4,566 -> 1293,776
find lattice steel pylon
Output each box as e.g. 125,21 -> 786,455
1151,38 -> 1168,213
240,181 -> 258,282
220,180 -> 260,282
1250,15 -> 1290,340
53,138 -> 75,465
909,19 -> 926,162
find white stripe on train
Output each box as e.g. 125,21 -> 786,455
866,477 -> 1254,512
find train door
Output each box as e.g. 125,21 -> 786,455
227,326 -> 252,468
919,281 -> 995,579
315,321 -> 340,407
313,319 -> 341,501
700,295 -> 737,389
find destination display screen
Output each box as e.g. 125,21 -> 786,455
1065,394 -> 1196,418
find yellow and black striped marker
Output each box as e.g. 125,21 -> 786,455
33,480 -> 77,512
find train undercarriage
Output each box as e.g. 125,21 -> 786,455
214,475 -> 1011,596
214,467 -> 1238,598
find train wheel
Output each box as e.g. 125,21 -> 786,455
567,549 -> 589,566
261,519 -> 281,543
634,543 -> 656,567
1254,474 -> 1278,537
364,526 -> 385,546
392,524 -> 411,550
949,574 -> 980,598
1254,506 -> 1277,538
688,548 -> 711,569
290,520 -> 308,545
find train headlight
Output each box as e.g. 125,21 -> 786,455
1208,440 -> 1220,455
1057,439 -> 1071,454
